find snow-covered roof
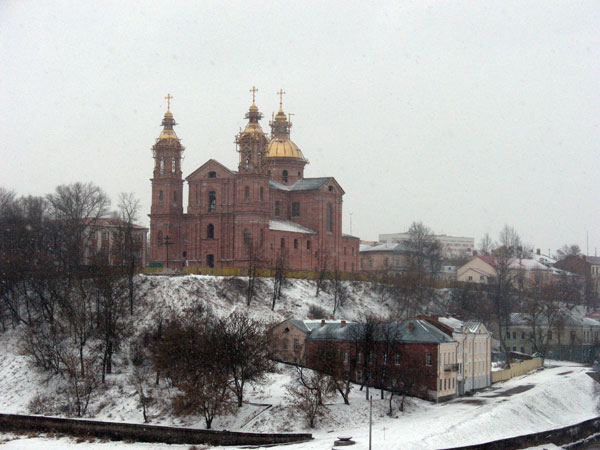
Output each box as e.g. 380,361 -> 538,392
306,320 -> 455,344
269,177 -> 331,192
509,311 -> 600,328
289,319 -> 351,333
359,242 -> 409,253
269,219 -> 316,234
532,253 -> 557,265
438,317 -> 486,334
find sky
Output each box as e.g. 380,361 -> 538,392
1,0 -> 599,256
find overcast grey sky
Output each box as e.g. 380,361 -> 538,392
2,0 -> 599,255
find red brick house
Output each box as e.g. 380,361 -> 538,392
304,319 -> 458,402
148,93 -> 359,272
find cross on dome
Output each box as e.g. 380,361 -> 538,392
249,86 -> 258,103
277,89 -> 286,109
165,93 -> 173,110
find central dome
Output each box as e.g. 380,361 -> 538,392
266,138 -> 306,160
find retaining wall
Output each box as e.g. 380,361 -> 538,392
0,413 -> 312,446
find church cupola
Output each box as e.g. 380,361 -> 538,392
236,86 -> 269,174
266,89 -> 308,184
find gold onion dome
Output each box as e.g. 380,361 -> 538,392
158,109 -> 179,141
267,138 -> 306,160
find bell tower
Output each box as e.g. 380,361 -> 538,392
149,94 -> 185,268
236,86 -> 269,174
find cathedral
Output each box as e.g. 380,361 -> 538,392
149,89 -> 359,273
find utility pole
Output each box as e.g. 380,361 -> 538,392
164,235 -> 174,269
369,395 -> 372,450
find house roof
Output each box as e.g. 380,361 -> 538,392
269,177 -> 334,192
269,219 -> 316,234
472,256 -> 548,271
509,311 -> 600,328
359,242 -> 409,253
585,256 -> 600,265
85,218 -> 148,230
306,319 -> 455,344
438,317 -> 488,334
288,319 -> 350,333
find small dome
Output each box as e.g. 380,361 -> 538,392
249,103 -> 259,113
164,110 -> 173,118
266,138 -> 306,160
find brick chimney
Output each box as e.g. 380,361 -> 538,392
321,319 -> 326,327
408,322 -> 415,332
341,320 -> 346,328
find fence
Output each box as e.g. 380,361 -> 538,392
491,357 -> 542,383
0,413 -> 312,446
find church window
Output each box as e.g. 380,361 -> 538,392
260,229 -> 264,246
207,254 -> 214,268
326,202 -> 333,232
328,185 -> 333,192
344,247 -> 347,255
208,191 -> 216,212
244,186 -> 250,202
344,262 -> 347,271
159,190 -> 164,204
281,238 -> 285,248
207,224 -> 214,239
195,186 -> 199,205
160,158 -> 165,175
275,200 -> 280,216
260,187 -> 264,201
292,202 -> 300,217
157,231 -> 163,246
208,171 -> 216,178
171,157 -> 176,175
173,190 -> 177,204
294,239 -> 298,249
352,247 -> 354,255
306,240 -> 311,250
243,229 -> 252,244
282,170 -> 288,183
183,251 -> 187,258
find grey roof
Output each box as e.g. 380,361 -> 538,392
306,319 -> 455,344
509,311 -> 600,328
289,319 -> 348,333
269,177 -> 331,192
359,242 -> 410,253
586,256 -> 600,265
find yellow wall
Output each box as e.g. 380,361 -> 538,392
492,357 -> 542,383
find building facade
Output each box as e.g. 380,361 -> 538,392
148,93 -> 359,272
379,232 -> 474,257
84,218 -> 148,267
554,255 -> 600,300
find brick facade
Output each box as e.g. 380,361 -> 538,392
148,101 -> 359,272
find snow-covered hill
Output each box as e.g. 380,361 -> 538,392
0,275 -> 597,449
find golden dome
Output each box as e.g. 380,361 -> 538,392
164,110 -> 173,118
158,128 -> 178,140
266,138 -> 306,160
249,103 -> 259,113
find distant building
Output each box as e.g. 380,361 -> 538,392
84,218 -> 148,267
506,311 -> 600,363
359,242 -> 411,274
554,255 -> 600,299
379,232 -> 474,257
457,256 -> 554,286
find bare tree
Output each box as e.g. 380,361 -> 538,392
478,233 -> 495,256
315,254 -> 329,297
307,341 -> 353,405
115,192 -> 141,315
405,221 -> 442,279
271,249 -> 287,311
331,265 -> 348,316
555,244 -> 582,260
285,365 -> 336,428
244,233 -> 263,307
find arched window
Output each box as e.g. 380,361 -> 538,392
157,231 -> 163,246
159,158 -> 165,175
327,202 -> 333,232
243,229 -> 251,244
207,254 -> 214,268
172,157 -> 176,175
282,170 -> 288,183
259,187 -> 264,201
244,186 -> 250,201
173,190 -> 177,203
306,240 -> 311,250
159,190 -> 164,204
259,229 -> 264,246
208,191 -> 216,212
207,223 -> 214,239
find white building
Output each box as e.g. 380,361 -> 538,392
379,232 -> 474,257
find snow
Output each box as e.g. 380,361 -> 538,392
0,275 -> 597,449
268,219 -> 316,234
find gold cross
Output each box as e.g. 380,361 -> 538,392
165,93 -> 173,110
250,86 -> 258,103
277,89 -> 286,108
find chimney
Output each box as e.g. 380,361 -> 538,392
341,320 -> 346,328
321,319 -> 326,327
536,248 -> 541,255
408,322 -> 415,332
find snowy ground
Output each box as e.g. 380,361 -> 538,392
0,276 -> 597,449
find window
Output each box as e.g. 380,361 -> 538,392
159,157 -> 165,175
426,353 -> 432,366
294,339 -> 299,351
292,202 -> 300,217
506,331 -> 510,339
368,352 -> 373,365
157,231 -> 163,246
182,251 -> 187,258
480,275 -> 484,281
294,239 -> 298,249
280,238 -> 285,248
207,224 -> 214,239
512,332 -> 516,339
343,351 -> 349,364
356,370 -> 363,382
344,247 -> 347,255
159,190 -> 164,204
173,190 -> 177,203
282,170 -> 288,183
297,171 -> 301,177
395,353 -> 401,365
260,187 -> 264,201
282,338 -> 288,350
208,171 -> 216,178
307,240 -> 311,250
207,254 -> 214,268
208,191 -> 216,212
520,346 -> 525,353
275,200 -> 280,216
383,353 -> 388,365
260,229 -> 264,247
351,247 -> 354,255
327,202 -> 333,232
244,186 -> 250,201
357,351 -> 362,363
468,275 -> 473,281
328,185 -> 333,192
244,229 -> 251,244
102,231 -> 108,241
521,332 -> 525,339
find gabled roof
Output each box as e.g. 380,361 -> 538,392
185,159 -> 234,180
360,242 -> 409,253
269,219 -> 316,234
269,177 -> 344,194
438,317 -> 489,334
288,319 -> 349,333
306,320 -> 455,344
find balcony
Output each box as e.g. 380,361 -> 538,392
444,364 -> 459,372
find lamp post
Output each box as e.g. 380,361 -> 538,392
164,235 -> 174,269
